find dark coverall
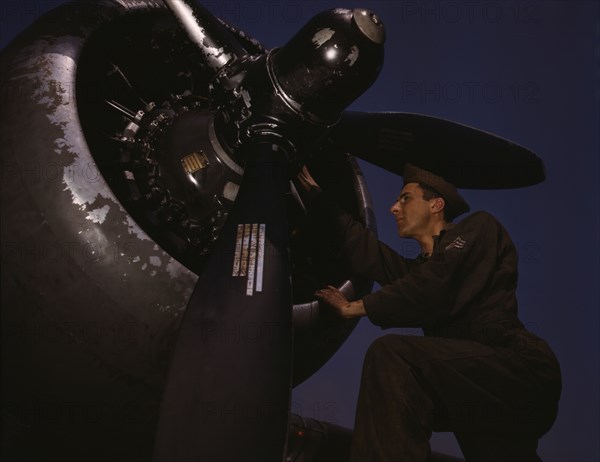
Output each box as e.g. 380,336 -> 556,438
309,192 -> 561,462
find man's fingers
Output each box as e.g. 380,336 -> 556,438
315,286 -> 344,297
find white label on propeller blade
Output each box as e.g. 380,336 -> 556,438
246,224 -> 259,296
232,224 -> 244,276
256,224 -> 266,293
232,223 -> 265,296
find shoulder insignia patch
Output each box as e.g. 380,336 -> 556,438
445,236 -> 467,251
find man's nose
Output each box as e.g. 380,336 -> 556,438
390,201 -> 399,214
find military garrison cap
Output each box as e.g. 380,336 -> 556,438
402,163 -> 470,220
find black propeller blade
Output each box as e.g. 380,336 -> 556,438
162,0 -> 245,74
153,4 -> 386,460
330,111 -> 545,189
154,0 -> 385,462
153,4 -> 294,460
153,143 -> 293,461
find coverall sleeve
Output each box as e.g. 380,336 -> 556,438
363,213 -> 498,328
308,191 -> 416,286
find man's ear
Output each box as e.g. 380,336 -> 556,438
431,197 -> 445,214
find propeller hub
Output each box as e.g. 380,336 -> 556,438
209,8 -> 386,172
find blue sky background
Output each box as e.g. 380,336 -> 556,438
1,1 -> 598,460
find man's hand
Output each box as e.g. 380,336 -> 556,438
295,166 -> 322,196
315,285 -> 366,319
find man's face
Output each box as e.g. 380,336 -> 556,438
389,183 -> 435,238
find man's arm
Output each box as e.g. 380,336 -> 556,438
362,212 -> 502,328
294,166 -> 415,286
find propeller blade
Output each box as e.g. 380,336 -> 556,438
162,0 -> 246,74
329,111 -> 545,189
153,143 -> 293,462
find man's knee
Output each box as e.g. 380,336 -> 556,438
365,334 -> 400,358
363,334 -> 414,372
